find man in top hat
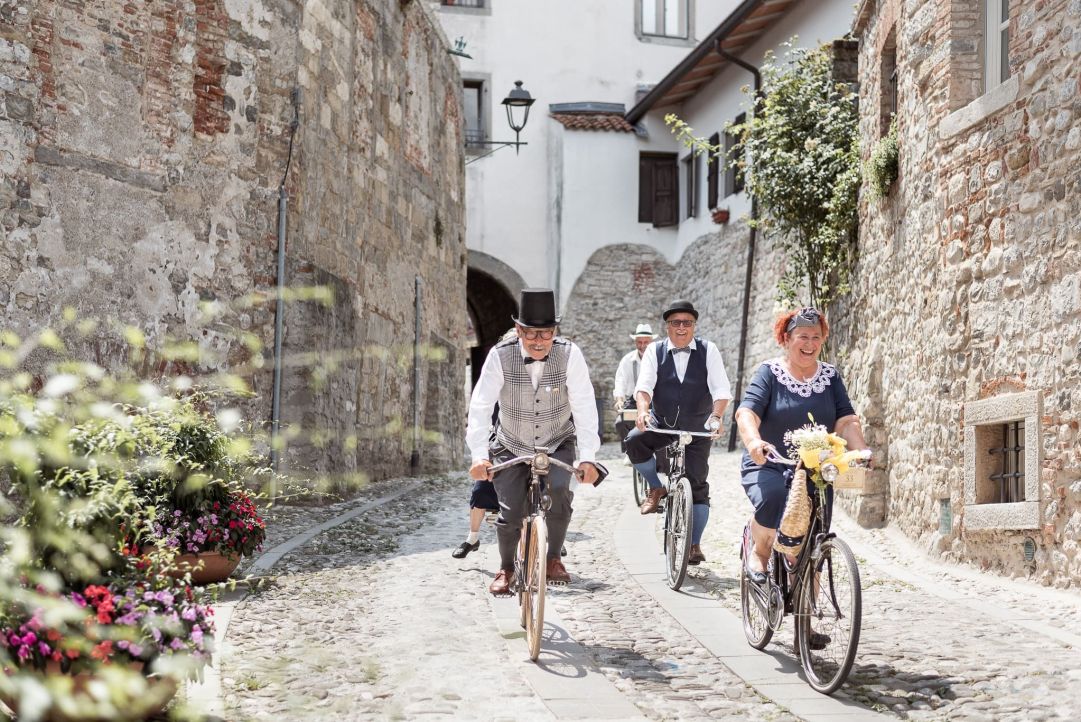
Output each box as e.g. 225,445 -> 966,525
625,300 -> 732,566
466,288 -> 602,595
612,323 -> 657,450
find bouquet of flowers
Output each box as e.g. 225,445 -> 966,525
774,415 -> 870,556
784,416 -> 870,489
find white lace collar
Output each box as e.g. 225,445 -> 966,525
766,358 -> 836,398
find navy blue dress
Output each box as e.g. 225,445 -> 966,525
738,359 -> 856,527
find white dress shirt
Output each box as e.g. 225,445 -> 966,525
612,348 -> 643,399
466,340 -> 599,464
634,337 -> 733,402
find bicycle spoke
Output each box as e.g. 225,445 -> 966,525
797,538 -> 862,694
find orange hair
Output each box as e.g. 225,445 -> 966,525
773,308 -> 829,346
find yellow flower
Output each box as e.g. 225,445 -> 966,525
798,447 -> 822,469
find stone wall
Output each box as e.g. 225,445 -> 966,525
0,0 -> 467,483
850,0 -> 1081,585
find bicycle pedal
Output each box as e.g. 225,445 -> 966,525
546,579 -> 568,587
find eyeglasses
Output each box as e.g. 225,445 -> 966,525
666,319 -> 696,328
520,328 -> 555,340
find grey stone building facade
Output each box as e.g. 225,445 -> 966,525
0,0 -> 467,482
848,0 -> 1081,585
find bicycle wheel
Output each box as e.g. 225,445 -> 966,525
796,536 -> 862,694
521,516 -> 547,661
633,468 -> 648,507
517,523 -> 530,630
740,549 -> 775,650
664,478 -> 693,590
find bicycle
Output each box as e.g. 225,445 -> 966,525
644,424 -> 714,591
487,447 -> 607,661
739,446 -> 868,694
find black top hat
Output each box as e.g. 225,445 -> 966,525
662,299 -> 699,321
512,288 -> 561,328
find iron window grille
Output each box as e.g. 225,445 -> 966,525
988,419 -> 1025,503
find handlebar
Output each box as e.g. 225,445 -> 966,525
488,453 -> 578,475
486,451 -> 609,486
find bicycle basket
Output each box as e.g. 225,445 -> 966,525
833,465 -> 866,491
773,468 -> 811,556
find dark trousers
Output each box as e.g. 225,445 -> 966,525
625,428 -> 711,505
490,441 -> 574,570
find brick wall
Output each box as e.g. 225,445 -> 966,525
0,0 -> 467,484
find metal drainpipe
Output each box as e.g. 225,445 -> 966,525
410,276 -> 422,472
270,88 -> 301,483
717,44 -> 762,452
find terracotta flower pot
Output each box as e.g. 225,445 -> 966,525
168,551 -> 241,585
711,208 -> 730,224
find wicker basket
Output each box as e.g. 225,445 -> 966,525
834,466 -> 867,491
773,469 -> 811,556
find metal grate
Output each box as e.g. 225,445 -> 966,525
442,0 -> 485,7
463,128 -> 485,148
988,420 -> 1025,503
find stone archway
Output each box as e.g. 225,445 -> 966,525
466,258 -> 521,387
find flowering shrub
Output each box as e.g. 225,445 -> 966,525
149,489 -> 266,559
1,581 -> 214,675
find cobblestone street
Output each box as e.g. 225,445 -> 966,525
216,445 -> 1081,721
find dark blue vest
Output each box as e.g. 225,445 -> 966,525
652,338 -> 713,431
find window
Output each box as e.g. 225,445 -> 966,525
984,0 -> 1010,90
880,27 -> 897,138
682,154 -> 698,219
963,391 -> 1041,530
706,132 -> 720,210
463,79 -> 485,149
442,0 -> 484,7
724,113 -> 745,197
990,420 -> 1026,503
641,0 -> 688,39
638,153 -> 678,228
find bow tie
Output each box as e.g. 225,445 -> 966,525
523,355 -> 549,365
669,346 -> 691,354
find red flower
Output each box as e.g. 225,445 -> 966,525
90,640 -> 113,661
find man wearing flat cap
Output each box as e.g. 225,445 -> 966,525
625,300 -> 732,566
612,323 -> 657,450
466,288 -> 601,596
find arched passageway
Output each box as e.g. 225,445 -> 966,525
466,267 -> 518,387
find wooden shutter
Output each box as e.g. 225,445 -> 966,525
638,155 -> 655,223
706,132 -> 720,210
653,156 -> 678,227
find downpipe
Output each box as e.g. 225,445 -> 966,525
410,276 -> 423,472
718,43 -> 763,453
270,88 -> 301,483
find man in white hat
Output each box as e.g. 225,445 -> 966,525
612,323 -> 657,449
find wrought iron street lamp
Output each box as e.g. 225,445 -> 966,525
466,80 -> 536,164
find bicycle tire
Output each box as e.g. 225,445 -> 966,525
796,536 -> 862,694
633,468 -> 648,507
740,550 -> 775,649
664,478 -> 693,590
517,523 -> 530,630
522,517 -> 547,661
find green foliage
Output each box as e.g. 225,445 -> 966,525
667,39 -> 862,309
865,116 -> 899,200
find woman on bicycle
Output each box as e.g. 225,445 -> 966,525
734,307 -> 870,583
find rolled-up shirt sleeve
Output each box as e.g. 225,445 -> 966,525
566,343 -> 600,463
465,348 -> 504,463
633,341 -> 660,398
705,341 -> 733,402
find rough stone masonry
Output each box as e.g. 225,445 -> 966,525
0,0 -> 467,482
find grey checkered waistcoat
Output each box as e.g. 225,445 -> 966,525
494,337 -> 577,457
